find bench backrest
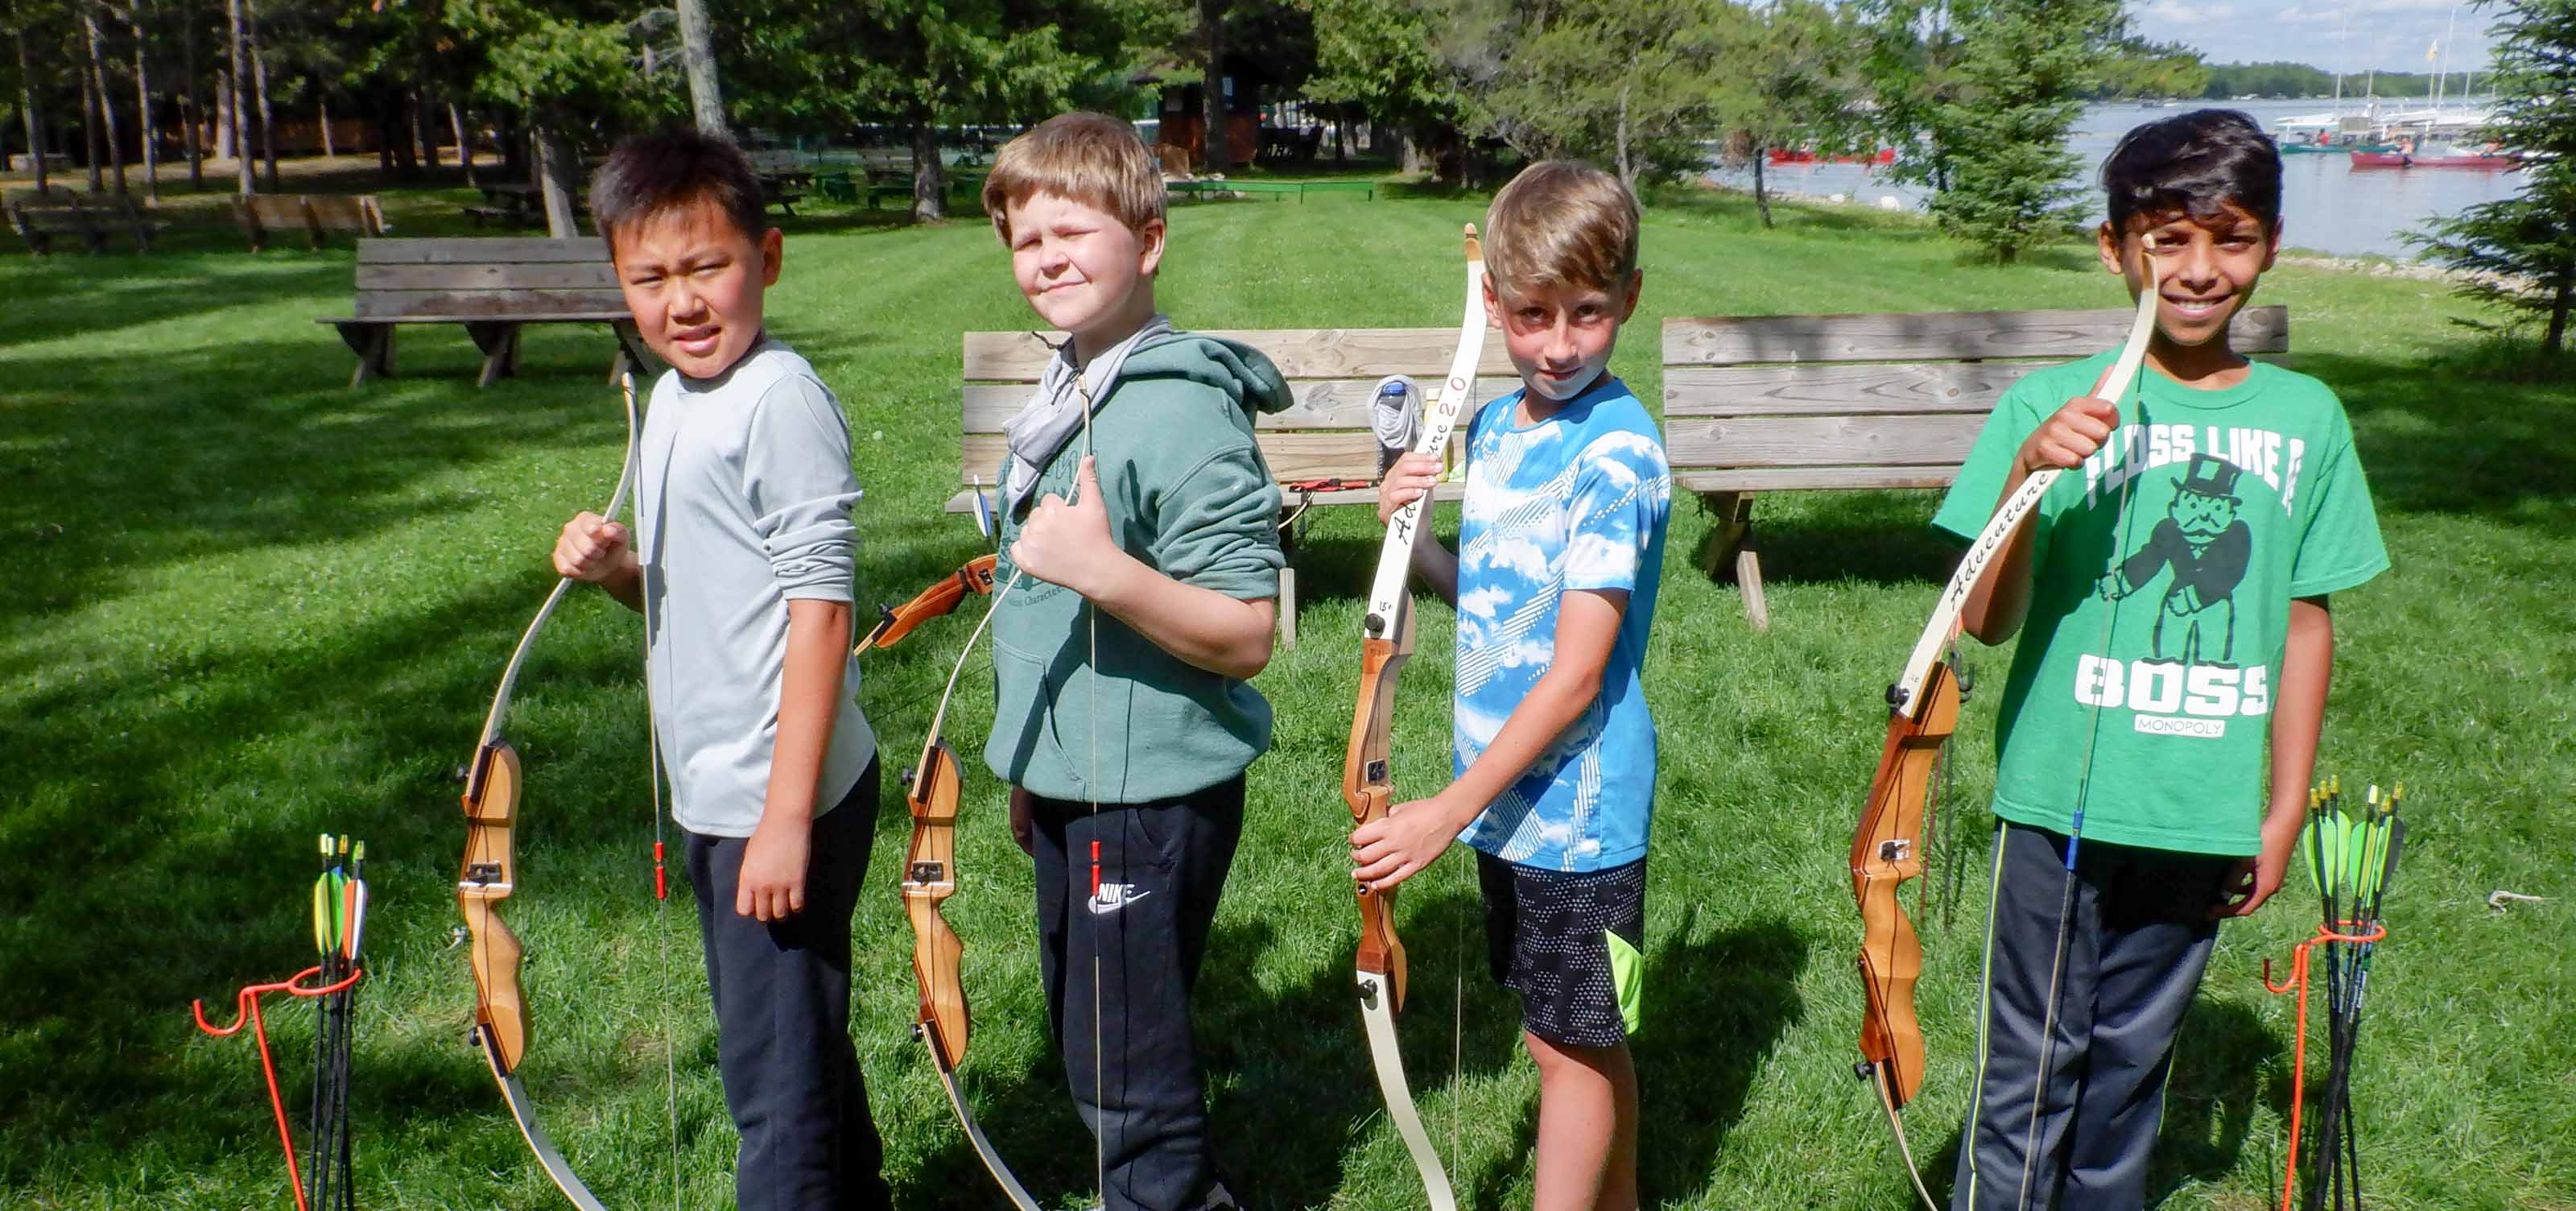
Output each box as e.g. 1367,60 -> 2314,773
746,149 -> 805,175
960,329 -> 1518,486
352,238 -> 626,320
857,150 -> 912,177
306,195 -> 386,234
1659,305 -> 2290,491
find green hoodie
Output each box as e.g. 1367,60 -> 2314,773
984,331 -> 1292,803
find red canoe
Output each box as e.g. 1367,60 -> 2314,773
2351,151 -> 2521,169
1768,147 -> 1897,166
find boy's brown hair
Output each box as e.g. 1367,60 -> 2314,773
588,128 -> 767,258
980,112 -> 1166,246
1483,160 -> 1640,297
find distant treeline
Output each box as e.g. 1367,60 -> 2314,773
2169,61 -> 2465,100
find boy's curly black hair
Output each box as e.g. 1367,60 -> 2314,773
2099,109 -> 2281,235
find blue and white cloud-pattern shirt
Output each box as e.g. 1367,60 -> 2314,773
1452,374 -> 1672,873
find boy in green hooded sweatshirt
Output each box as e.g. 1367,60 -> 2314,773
976,111 -> 1287,1211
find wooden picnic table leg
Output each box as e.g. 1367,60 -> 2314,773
466,321 -> 523,388
1698,490 -> 1769,630
335,322 -> 394,386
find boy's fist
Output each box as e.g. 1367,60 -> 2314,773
2016,395 -> 2122,477
1012,455 -> 1117,595
1377,451 -> 1442,524
552,511 -> 630,582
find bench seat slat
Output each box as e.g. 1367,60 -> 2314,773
1665,362 -> 2042,417
960,376 -> 1523,432
963,430 -> 1382,486
358,237 -> 611,265
357,263 -> 621,291
964,328 -> 1517,382
1675,467 -> 1958,493
1663,414 -> 1981,469
1663,304 -> 2288,366
355,290 -> 631,320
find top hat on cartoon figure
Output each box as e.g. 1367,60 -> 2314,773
2177,453 -> 2244,503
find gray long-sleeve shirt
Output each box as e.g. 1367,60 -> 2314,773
638,341 -> 874,837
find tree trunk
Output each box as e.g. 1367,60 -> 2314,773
223,0 -> 248,192
84,8 -> 126,194
535,124 -> 578,236
131,7 -> 156,201
2547,257 -> 2571,358
1615,84 -> 1633,196
1197,0 -> 1228,172
676,0 -> 726,136
12,19 -> 46,193
412,89 -> 435,169
247,0 -> 275,190
449,102 -> 474,186
1752,147 -> 1773,229
910,117 -> 946,222
386,91 -> 414,176
319,96 -> 332,156
183,2 -> 202,186
80,53 -> 101,190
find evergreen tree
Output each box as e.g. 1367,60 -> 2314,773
1918,0 -> 2119,261
2405,0 -> 2576,357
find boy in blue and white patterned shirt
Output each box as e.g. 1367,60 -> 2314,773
1359,159 -> 1670,1211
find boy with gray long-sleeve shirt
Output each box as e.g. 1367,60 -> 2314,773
554,130 -> 892,1211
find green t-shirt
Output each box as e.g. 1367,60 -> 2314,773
1930,352 -> 2388,856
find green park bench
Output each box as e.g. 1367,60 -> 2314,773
234,193 -> 387,252
316,237 -> 646,390
1661,304 -> 2290,629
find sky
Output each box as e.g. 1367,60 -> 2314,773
2139,0 -> 2499,76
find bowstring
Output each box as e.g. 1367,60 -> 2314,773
618,373 -> 685,1211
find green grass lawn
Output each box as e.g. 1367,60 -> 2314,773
3,179 -> 2572,1210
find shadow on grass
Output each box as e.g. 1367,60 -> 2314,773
1195,884 -> 1512,1208
1635,911 -> 1810,1205
2149,997 -> 2280,1205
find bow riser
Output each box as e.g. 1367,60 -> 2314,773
902,738 -> 972,1062
858,555 -> 1001,655
459,740 -> 532,1073
1854,662 -> 1955,1110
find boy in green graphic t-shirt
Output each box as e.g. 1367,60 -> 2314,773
1929,109 -> 2389,1209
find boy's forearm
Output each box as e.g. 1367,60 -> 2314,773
1961,468 -> 2041,644
1434,664 -> 1601,832
1084,552 -> 1278,680
598,554 -> 645,612
1410,538 -> 1460,609
762,597 -> 852,826
2265,597 -> 2334,826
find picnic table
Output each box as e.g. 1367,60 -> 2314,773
464,183 -> 547,228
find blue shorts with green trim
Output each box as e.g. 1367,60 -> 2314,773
1477,852 -> 1645,1048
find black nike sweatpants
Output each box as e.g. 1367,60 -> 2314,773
687,761 -> 894,1211
1027,774 -> 1245,1211
1951,819 -> 2235,1211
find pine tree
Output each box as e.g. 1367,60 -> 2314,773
2405,0 -> 2576,357
1918,0 -> 2119,261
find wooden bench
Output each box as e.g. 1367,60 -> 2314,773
1661,304 -> 2290,630
10,192 -> 160,254
235,193 -> 387,251
316,238 -> 646,390
953,328 -> 1516,646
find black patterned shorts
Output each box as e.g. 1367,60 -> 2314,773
1478,852 -> 1646,1048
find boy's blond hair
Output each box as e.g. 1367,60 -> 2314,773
1484,160 -> 1640,297
980,113 -> 1166,246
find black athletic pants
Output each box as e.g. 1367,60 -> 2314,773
1027,775 -> 1245,1211
687,760 -> 894,1211
1951,819 -> 2234,1211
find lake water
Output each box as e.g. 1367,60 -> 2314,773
1705,98 -> 2528,258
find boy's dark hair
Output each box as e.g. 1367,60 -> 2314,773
589,129 -> 766,254
2099,109 -> 2281,235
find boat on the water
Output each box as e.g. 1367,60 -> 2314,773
2284,139 -> 2396,154
1767,147 -> 1897,166
2350,148 -> 2520,169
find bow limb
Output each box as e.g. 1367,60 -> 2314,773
455,380 -> 642,1210
898,570 -> 1041,1209
857,554 -> 1001,655
1338,225 -> 1486,1211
